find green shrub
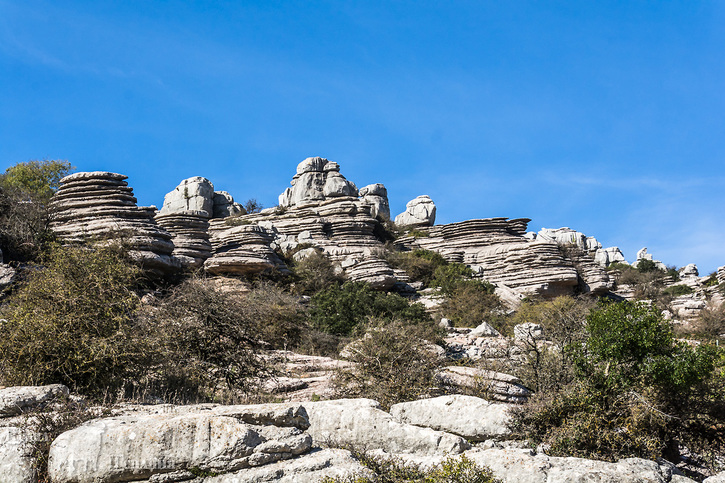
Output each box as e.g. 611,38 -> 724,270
0,159 -> 73,202
384,249 -> 447,287
0,244 -> 149,398
0,160 -> 74,261
321,451 -> 499,483
512,300 -> 724,464
703,275 -> 719,287
333,318 -> 443,409
437,279 -> 502,329
152,277 -> 273,400
290,249 -> 344,295
662,284 -> 694,297
636,258 -> 659,273
309,282 -> 430,336
510,296 -> 594,392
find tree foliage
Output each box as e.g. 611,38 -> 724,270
309,281 -> 430,336
0,159 -> 74,261
0,244 -> 147,397
512,301 -> 724,464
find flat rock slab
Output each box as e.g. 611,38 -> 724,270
48,412 -> 311,483
0,427 -> 37,483
303,399 -> 470,456
0,384 -> 69,417
205,448 -> 372,483
464,447 -> 696,483
390,394 -> 512,441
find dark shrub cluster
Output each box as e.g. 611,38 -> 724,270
512,300 -> 725,465
309,281 -> 430,336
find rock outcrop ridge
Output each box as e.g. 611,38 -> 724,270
0,384 -> 704,483
49,171 -> 181,275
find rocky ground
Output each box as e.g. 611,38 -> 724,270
3,383 -> 724,483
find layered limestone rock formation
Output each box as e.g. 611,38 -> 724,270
205,158 -> 396,287
395,195 -> 437,226
155,210 -> 212,269
537,226 -> 626,269
278,157 -> 359,207
205,220 -> 289,275
718,266 -> 725,284
159,176 -> 244,218
397,218 -> 581,297
359,183 -> 390,219
49,171 -> 180,275
158,177 -> 245,268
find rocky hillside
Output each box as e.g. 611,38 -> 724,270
1,158 -> 724,482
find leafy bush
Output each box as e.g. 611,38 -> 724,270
512,301 -> 724,464
662,284 -> 694,297
436,279 -> 502,329
0,159 -> 73,202
0,159 -> 74,261
309,281 -> 430,336
510,296 -> 594,392
290,249 -> 344,295
334,319 -> 443,409
0,244 -> 149,398
384,249 -> 447,287
150,277 -> 276,400
636,258 -> 659,273
321,451 -> 499,483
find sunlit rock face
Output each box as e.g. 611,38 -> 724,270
48,171 -> 181,276
202,157 -> 397,287
278,157 -> 359,208
395,218 -> 581,297
395,195 -> 436,227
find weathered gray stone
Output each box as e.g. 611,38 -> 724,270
468,321 -> 501,337
394,195 -> 436,227
49,172 -> 181,276
436,366 -> 531,404
463,447 -> 696,483
390,395 -> 511,441
205,448 -> 371,483
0,263 -> 16,291
0,427 -> 37,483
0,384 -> 69,417
359,183 -> 390,220
514,322 -> 544,341
303,399 -> 469,455
160,176 -> 215,216
48,412 -> 312,483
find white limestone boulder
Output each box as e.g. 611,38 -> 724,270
0,384 -> 69,417
0,427 -> 37,483
359,183 -> 391,220
389,395 -> 512,441
160,176 -> 215,216
594,246 -> 627,267
48,412 -> 311,482
205,448 -> 372,483
395,195 -> 436,227
463,447 -> 695,483
303,399 -> 469,455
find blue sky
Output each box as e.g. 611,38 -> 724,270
1,1 -> 724,273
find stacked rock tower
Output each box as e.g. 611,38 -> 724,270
49,171 -> 180,275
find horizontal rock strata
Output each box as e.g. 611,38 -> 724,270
155,210 -> 212,269
49,172 -> 181,275
401,218 -> 580,297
